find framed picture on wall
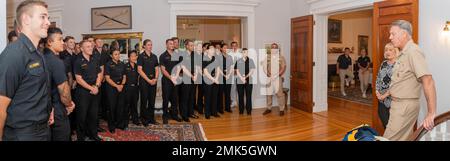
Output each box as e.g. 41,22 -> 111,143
91,5 -> 132,31
328,19 -> 342,43
358,35 -> 369,55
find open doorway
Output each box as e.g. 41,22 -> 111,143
177,16 -> 243,47
327,9 -> 374,106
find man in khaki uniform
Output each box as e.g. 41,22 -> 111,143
262,43 -> 287,116
383,20 -> 437,141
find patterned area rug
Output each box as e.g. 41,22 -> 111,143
91,121 -> 207,141
328,86 -> 373,105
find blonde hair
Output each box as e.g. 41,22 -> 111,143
384,43 -> 399,58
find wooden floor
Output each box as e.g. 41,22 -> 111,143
186,97 -> 372,141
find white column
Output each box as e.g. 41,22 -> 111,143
313,14 -> 329,113
0,0 -> 7,52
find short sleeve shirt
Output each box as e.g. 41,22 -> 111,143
337,54 -> 352,69
105,60 -> 126,84
125,62 -> 139,85
0,34 -> 51,128
44,48 -> 68,116
73,54 -> 101,85
159,51 -> 181,80
234,57 -> 256,84
357,56 -> 371,68
389,40 -> 431,99
137,51 -> 159,79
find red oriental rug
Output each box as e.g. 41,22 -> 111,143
95,121 -> 207,141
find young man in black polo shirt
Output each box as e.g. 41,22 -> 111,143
137,39 -> 160,126
0,1 -> 52,141
73,40 -> 103,141
93,38 -> 108,133
337,48 -> 354,96
179,39 -> 199,122
160,39 -> 182,124
43,27 -> 75,141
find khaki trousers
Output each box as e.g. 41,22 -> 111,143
383,98 -> 420,141
266,78 -> 286,111
339,69 -> 354,93
359,70 -> 370,94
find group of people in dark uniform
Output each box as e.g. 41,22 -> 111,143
0,0 -> 257,142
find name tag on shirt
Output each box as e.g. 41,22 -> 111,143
28,62 -> 41,69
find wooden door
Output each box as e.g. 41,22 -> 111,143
291,15 -> 314,113
372,0 -> 419,134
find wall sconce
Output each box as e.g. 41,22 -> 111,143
444,21 -> 450,32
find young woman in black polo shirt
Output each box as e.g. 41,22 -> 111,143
357,48 -> 371,98
104,49 -> 126,133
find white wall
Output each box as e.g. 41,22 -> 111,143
254,0 -> 310,106
290,0 -> 310,18
63,0 -> 171,55
1,0 -> 6,51
418,0 -> 450,123
328,17 -> 373,65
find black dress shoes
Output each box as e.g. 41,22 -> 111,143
91,136 -> 103,141
97,127 -> 106,132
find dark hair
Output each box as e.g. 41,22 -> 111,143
171,37 -> 179,41
221,43 -> 228,49
110,40 -> 119,51
128,50 -> 137,58
79,40 -> 91,47
110,48 -> 120,55
242,48 -> 248,51
166,39 -> 174,44
184,39 -> 193,46
8,31 -> 17,42
64,36 -> 74,43
83,35 -> 93,41
16,0 -> 48,28
143,39 -> 152,46
44,27 -> 63,45
230,41 -> 238,46
344,47 -> 351,51
203,43 -> 211,49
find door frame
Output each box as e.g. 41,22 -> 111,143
307,0 -> 382,113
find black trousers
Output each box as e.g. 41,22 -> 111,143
105,84 -> 125,130
204,83 -> 218,118
139,80 -> 157,123
217,83 -> 225,113
224,84 -> 232,111
162,78 -> 178,120
51,110 -> 71,141
125,85 -> 139,124
195,84 -> 204,113
69,88 -> 77,135
237,84 -> 253,114
3,122 -> 51,141
99,83 -> 108,120
76,87 -> 99,140
378,102 -> 390,129
180,83 -> 195,119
